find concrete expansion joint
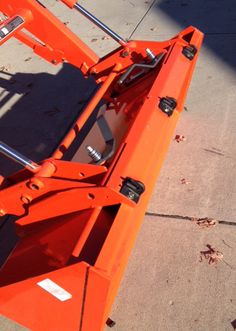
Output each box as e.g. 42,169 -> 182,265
145,211 -> 236,227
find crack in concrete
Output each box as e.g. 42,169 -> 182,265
128,0 -> 157,40
203,148 -> 225,156
145,212 -> 236,227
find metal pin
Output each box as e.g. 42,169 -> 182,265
146,48 -> 156,61
86,145 -> 102,162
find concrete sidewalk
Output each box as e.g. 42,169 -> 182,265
0,0 -> 235,330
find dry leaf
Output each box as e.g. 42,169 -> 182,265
174,134 -> 186,143
200,244 -> 223,265
24,57 -> 32,62
192,217 -> 217,228
91,38 -> 98,43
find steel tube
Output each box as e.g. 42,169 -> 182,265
0,141 -> 40,172
74,3 -> 127,46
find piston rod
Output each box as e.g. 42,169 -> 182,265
0,141 -> 40,172
74,3 -> 127,46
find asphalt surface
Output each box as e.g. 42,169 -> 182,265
0,0 -> 235,330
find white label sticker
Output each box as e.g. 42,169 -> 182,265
37,278 -> 72,302
1,27 -> 9,35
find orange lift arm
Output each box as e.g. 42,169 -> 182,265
0,1 -> 204,330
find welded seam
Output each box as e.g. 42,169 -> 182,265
128,0 -> 157,40
145,212 -> 236,227
79,266 -> 90,331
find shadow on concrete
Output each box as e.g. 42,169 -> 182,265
157,0 -> 236,70
0,63 -> 96,176
0,63 -> 97,268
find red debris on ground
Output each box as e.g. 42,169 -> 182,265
174,134 -> 186,143
192,217 -> 217,228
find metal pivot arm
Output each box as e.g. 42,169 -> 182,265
16,186 -> 135,227
0,160 -> 108,217
0,177 -> 96,217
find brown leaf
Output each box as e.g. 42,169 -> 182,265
91,38 -> 98,43
200,244 -> 223,265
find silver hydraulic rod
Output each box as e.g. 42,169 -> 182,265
74,3 -> 127,46
0,141 -> 40,172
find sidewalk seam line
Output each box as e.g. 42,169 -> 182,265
128,0 -> 157,40
145,212 -> 236,227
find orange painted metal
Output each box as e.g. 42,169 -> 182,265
61,0 -> 77,9
0,1 -> 204,330
0,9 -> 33,45
0,0 -> 99,72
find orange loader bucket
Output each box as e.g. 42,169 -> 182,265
0,1 -> 204,330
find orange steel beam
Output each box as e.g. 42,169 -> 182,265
0,1 -> 204,330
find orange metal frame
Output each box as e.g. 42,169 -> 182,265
0,1 -> 203,330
